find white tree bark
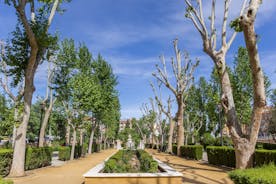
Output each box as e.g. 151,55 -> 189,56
153,39 -> 199,156
185,0 -> 265,168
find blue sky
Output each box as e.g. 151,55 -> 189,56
0,1 -> 276,119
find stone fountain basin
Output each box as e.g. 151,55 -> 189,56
83,151 -> 183,184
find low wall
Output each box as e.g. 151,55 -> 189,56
83,154 -> 182,184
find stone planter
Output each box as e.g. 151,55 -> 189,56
83,153 -> 182,184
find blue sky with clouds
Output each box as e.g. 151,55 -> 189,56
0,1 -> 276,119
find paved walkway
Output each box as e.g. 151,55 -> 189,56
147,149 -> 233,184
9,149 -> 233,184
11,149 -> 116,184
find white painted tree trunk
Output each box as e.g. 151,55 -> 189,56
88,128 -> 95,154
70,128 -> 76,161
38,108 -> 52,147
65,125 -> 70,146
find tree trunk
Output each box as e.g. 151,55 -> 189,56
65,125 -> 70,146
79,129 -> 83,146
234,140 -> 255,168
167,118 -> 175,153
88,128 -> 95,154
176,95 -> 184,156
9,76 -> 35,177
38,108 -> 52,147
70,128 -> 76,161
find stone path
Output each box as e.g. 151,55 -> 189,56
11,149 -> 116,184
147,149 -> 233,184
9,149 -> 233,184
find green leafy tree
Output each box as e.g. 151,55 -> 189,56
3,0 -> 70,176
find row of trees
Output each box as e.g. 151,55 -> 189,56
0,0 -> 120,177
137,0 -> 274,169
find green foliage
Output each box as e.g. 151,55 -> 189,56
25,147 -> 52,170
103,150 -> 158,173
0,177 -> 13,184
172,144 -> 177,155
137,150 -> 158,173
180,145 -> 203,160
231,47 -> 271,125
58,146 -> 70,161
117,128 -> 140,147
230,18 -> 242,32
0,149 -> 13,177
0,95 -> 13,136
103,150 -> 134,173
263,143 -> 276,150
206,146 -> 236,167
201,133 -> 216,149
229,164 -> 276,184
254,150 -> 276,166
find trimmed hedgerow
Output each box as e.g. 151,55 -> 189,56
137,150 -> 158,173
103,150 -> 134,173
0,149 -> 13,177
180,145 -> 203,160
229,164 -> 276,184
58,146 -> 70,161
172,144 -> 177,155
254,149 -> 276,166
206,146 -> 235,167
0,177 -> 13,184
263,143 -> 276,150
103,150 -> 158,173
25,147 -> 52,170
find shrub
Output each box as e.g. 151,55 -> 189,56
137,150 -> 158,173
201,133 -> 216,149
0,149 -> 13,177
172,144 -> 177,155
206,146 -> 235,167
229,164 -> 276,184
263,143 -> 276,150
0,177 -> 13,184
254,150 -> 276,166
180,145 -> 203,160
58,146 -> 70,161
25,147 -> 52,170
92,143 -> 100,153
103,150 -> 134,173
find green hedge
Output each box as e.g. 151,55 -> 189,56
180,145 -> 203,160
229,164 -> 276,184
263,143 -> 276,150
172,144 -> 177,155
0,177 -> 13,184
254,150 -> 276,166
58,146 -> 70,161
92,143 -> 100,153
137,150 -> 158,173
25,147 -> 52,170
206,146 -> 235,167
0,149 -> 13,177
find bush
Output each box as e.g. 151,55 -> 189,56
0,149 -> 13,177
254,150 -> 276,166
0,177 -> 13,184
137,150 -> 158,173
201,133 -> 216,149
25,147 -> 52,170
206,146 -> 235,167
58,146 -> 70,161
229,164 -> 276,184
180,145 -> 203,160
172,144 -> 177,155
92,143 -> 100,153
263,143 -> 276,150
